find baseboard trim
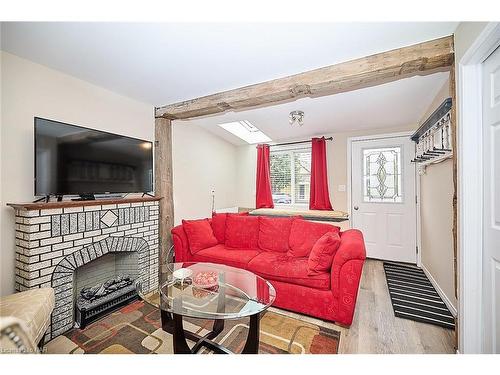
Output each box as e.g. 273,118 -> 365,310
421,264 -> 457,317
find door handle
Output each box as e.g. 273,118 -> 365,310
354,206 -> 359,210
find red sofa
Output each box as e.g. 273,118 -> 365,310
171,214 -> 366,326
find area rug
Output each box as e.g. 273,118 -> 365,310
383,262 -> 455,329
45,300 -> 340,354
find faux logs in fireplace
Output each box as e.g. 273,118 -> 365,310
75,275 -> 138,328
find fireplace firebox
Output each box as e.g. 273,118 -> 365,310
75,275 -> 138,328
74,251 -> 139,328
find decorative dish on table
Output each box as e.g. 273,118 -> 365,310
192,270 -> 219,298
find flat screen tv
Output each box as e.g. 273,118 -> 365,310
35,117 -> 153,197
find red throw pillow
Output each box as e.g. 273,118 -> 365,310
211,212 -> 249,243
211,213 -> 227,243
182,219 -> 218,254
308,231 -> 341,275
288,218 -> 340,257
225,215 -> 259,249
258,216 -> 293,252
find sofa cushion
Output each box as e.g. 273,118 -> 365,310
211,212 -> 249,243
247,252 -> 330,290
182,218 -> 218,254
194,245 -> 260,269
258,216 -> 293,252
225,215 -> 260,249
308,231 -> 341,275
288,219 -> 340,258
211,213 -> 227,243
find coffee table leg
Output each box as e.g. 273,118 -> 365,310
211,278 -> 226,336
162,309 -> 227,354
172,312 -> 192,354
241,312 -> 260,354
161,310 -> 173,331
165,311 -> 260,354
211,319 -> 224,337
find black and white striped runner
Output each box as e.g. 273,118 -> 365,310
383,262 -> 455,329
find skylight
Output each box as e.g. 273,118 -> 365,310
218,121 -> 271,144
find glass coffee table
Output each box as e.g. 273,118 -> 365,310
135,262 -> 276,354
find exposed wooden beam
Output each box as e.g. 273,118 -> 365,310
155,117 -> 174,270
156,35 -> 454,120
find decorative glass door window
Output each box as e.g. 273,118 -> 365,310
363,146 -> 403,202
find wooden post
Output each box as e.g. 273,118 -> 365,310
155,117 -> 174,271
449,49 -> 458,350
449,64 -> 458,300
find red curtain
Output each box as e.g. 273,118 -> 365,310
309,137 -> 333,210
255,144 -> 274,209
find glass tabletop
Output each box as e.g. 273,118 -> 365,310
136,262 -> 276,320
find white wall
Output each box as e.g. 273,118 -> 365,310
0,52 -> 154,296
172,122 -> 237,225
235,145 -> 258,209
0,51 -> 3,287
417,78 -> 457,311
454,23 -> 490,63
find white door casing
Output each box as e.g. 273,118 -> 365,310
351,135 -> 417,263
457,22 -> 500,354
482,45 -> 500,354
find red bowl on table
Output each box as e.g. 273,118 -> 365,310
192,271 -> 219,298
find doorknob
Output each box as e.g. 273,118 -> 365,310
354,206 -> 359,210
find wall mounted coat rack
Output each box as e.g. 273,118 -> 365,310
410,98 -> 453,174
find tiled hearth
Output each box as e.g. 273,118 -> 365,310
10,198 -> 160,340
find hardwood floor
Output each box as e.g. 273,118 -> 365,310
270,259 -> 456,354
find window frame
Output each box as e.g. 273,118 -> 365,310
269,144 -> 311,209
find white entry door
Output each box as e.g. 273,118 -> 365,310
482,45 -> 500,353
351,135 -> 417,263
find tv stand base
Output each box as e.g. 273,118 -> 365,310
33,195 -> 50,203
72,194 -> 96,201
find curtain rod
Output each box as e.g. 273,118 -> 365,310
269,136 -> 333,148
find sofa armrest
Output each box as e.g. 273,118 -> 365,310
171,225 -> 191,262
330,229 -> 366,326
0,317 -> 39,353
331,229 -> 366,292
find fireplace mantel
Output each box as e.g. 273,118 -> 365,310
7,196 -> 162,211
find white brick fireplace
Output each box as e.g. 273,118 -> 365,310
9,197 -> 160,340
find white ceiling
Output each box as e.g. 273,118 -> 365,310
186,72 -> 450,145
1,22 -> 457,106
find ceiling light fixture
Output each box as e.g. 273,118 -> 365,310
289,110 -> 304,126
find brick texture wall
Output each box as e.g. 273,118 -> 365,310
13,200 -> 159,339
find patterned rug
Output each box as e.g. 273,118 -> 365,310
45,300 -> 340,354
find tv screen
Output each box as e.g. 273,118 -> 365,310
35,117 -> 153,196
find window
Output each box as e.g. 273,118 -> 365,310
270,145 -> 311,206
218,120 -> 271,144
362,146 -> 403,203
298,184 -> 306,200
